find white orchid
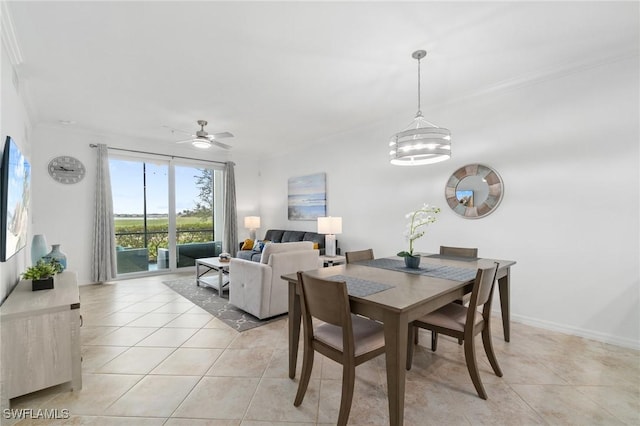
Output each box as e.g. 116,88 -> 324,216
397,203 -> 440,257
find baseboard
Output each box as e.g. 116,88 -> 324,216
511,313 -> 640,351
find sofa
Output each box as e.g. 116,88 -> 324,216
237,229 -> 326,262
157,241 -> 223,268
229,241 -> 319,319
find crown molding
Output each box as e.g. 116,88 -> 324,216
1,1 -> 39,135
1,1 -> 24,66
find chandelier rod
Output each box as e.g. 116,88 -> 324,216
417,53 -> 421,115
412,50 -> 427,116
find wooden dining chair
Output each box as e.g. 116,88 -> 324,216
440,245 -> 478,258
345,248 -> 374,264
294,271 -> 386,425
413,246 -> 480,346
406,262 -> 502,400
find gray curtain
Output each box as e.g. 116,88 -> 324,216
91,144 -> 117,282
223,161 -> 238,257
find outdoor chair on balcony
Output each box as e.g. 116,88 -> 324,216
116,247 -> 149,274
157,241 -> 223,268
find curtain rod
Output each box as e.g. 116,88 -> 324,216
88,144 -> 231,166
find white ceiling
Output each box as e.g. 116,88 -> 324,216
4,1 -> 638,158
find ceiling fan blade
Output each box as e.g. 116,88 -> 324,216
212,140 -> 232,150
209,131 -> 234,139
175,138 -> 197,144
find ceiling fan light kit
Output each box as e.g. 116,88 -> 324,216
192,120 -> 213,149
389,50 -> 451,166
192,139 -> 213,149
173,120 -> 234,150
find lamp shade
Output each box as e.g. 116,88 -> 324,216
244,216 -> 261,229
317,217 -> 342,235
389,113 -> 451,165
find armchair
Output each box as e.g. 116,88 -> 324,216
229,241 -> 319,319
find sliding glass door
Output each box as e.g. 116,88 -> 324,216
110,156 -> 223,275
110,158 -> 168,274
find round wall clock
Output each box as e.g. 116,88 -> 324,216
48,156 -> 86,184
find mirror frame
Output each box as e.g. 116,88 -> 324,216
445,164 -> 504,219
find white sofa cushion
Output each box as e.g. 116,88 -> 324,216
260,241 -> 314,264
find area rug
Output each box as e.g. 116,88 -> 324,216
162,278 -> 285,332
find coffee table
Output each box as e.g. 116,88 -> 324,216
195,257 -> 230,296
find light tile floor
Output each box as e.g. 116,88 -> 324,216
7,273 -> 639,425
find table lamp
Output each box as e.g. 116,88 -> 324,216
317,216 -> 342,257
244,216 -> 261,240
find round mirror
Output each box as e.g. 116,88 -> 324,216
445,164 -> 504,219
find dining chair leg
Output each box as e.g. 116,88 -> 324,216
337,364 -> 356,426
406,325 -> 415,370
482,327 -> 503,377
294,347 -> 314,406
431,331 -> 438,352
464,337 -> 487,400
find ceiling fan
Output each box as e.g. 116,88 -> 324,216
167,120 -> 234,150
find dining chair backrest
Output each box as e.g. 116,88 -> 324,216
467,262 -> 500,317
295,271 -> 385,424
297,271 -> 351,330
440,246 -> 478,258
345,249 -> 374,264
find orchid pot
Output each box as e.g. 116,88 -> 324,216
397,203 -> 440,269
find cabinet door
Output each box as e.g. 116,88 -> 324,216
2,310 -> 72,398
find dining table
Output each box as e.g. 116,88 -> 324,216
282,253 -> 516,426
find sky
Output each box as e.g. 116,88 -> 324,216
109,159 -> 205,215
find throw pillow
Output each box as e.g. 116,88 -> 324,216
313,242 -> 319,250
252,240 -> 271,252
241,239 -> 254,250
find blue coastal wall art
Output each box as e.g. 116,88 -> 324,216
288,173 -> 326,221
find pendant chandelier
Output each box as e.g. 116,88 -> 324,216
389,50 -> 451,166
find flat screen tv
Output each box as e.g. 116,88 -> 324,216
0,136 -> 31,262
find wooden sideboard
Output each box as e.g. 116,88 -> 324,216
0,271 -> 82,409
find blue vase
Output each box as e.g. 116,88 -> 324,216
44,244 -> 67,271
404,254 -> 421,269
31,234 -> 48,265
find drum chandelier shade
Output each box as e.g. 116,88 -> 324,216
389,50 -> 451,166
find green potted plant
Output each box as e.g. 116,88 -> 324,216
22,259 -> 62,291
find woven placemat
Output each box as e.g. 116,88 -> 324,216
356,258 -> 477,282
325,274 -> 394,297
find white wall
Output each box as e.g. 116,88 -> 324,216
0,41 -> 32,303
258,56 -> 639,349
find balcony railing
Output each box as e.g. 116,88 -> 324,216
115,228 -> 214,273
